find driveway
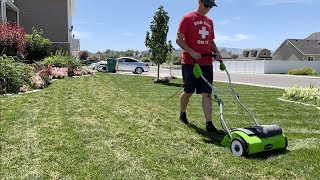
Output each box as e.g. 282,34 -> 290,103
117,66 -> 320,89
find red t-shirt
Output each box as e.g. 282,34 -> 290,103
178,11 -> 215,65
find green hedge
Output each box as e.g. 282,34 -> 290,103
0,55 -> 34,93
288,67 -> 317,76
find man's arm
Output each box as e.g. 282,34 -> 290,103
211,40 -> 222,62
176,33 -> 201,60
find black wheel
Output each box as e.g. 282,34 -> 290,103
134,67 -> 143,74
230,138 -> 248,156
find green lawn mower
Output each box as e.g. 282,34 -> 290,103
194,54 -> 288,156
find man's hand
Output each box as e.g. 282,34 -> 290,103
190,51 -> 202,60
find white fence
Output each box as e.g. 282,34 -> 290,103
213,60 -> 320,74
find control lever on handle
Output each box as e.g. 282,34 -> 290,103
201,53 -> 226,71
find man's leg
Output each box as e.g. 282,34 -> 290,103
202,92 -> 219,132
179,92 -> 193,124
202,93 -> 212,122
180,92 -> 193,113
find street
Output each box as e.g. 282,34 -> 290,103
117,66 -> 320,89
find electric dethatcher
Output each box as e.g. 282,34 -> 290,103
193,54 -> 288,156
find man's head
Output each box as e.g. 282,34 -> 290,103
198,0 -> 217,14
202,0 -> 217,8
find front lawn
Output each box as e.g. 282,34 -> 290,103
1,73 -> 319,179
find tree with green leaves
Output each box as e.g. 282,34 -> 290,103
145,5 -> 172,80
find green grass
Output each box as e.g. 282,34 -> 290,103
1,73 -> 319,179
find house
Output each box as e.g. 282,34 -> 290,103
272,32 -> 320,61
173,49 -> 234,60
242,48 -> 272,60
0,0 -> 19,23
0,0 -> 80,55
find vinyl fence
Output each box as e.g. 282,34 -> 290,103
213,60 -> 320,74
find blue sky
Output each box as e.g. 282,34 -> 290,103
73,0 -> 320,53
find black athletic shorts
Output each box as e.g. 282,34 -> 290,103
182,64 -> 213,94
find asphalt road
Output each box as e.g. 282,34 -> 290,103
118,66 -> 320,89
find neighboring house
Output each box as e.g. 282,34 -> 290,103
0,0 -> 80,54
173,49 -> 233,60
0,0 -> 19,23
242,48 -> 272,60
272,32 -> 320,61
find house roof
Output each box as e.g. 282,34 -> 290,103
306,32 -> 320,41
288,39 -> 320,55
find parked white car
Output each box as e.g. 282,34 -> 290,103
116,57 -> 150,74
89,61 -> 108,72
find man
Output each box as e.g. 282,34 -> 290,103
176,0 -> 224,134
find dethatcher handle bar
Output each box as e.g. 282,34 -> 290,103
193,53 -> 259,138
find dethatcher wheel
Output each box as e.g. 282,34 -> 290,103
230,138 -> 248,156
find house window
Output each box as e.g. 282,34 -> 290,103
307,56 -> 314,61
251,51 -> 257,57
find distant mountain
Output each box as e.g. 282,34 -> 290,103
218,47 -> 244,55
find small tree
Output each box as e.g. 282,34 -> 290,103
145,5 -> 172,80
25,28 -> 52,63
78,50 -> 89,60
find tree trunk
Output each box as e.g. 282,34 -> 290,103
157,61 -> 160,80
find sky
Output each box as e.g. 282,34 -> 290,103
72,0 -> 320,53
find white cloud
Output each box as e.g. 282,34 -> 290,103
217,17 -> 241,25
72,31 -> 91,40
216,33 -> 250,42
217,20 -> 231,25
258,0 -> 313,6
95,22 -> 105,25
120,32 -> 135,37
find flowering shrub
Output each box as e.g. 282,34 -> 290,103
31,75 -> 45,89
0,22 -> 27,56
73,67 -> 93,76
81,66 -> 93,75
36,66 -> 52,86
282,86 -> 320,106
73,68 -> 83,76
51,67 -> 68,79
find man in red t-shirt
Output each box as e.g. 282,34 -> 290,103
176,0 -> 224,134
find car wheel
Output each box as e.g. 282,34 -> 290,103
230,138 -> 248,156
134,67 -> 143,74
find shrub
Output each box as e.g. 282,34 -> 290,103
282,86 -> 320,106
288,67 -> 317,76
39,53 -> 81,76
51,67 -> 68,79
25,28 -> 52,63
0,22 -> 27,56
35,66 -> 52,87
0,55 -> 34,93
154,76 -> 171,84
78,50 -> 89,60
39,54 -> 81,68
141,57 -> 151,62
